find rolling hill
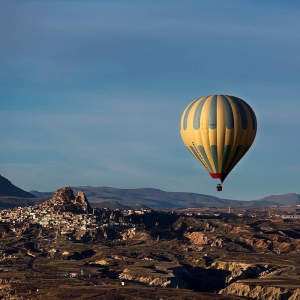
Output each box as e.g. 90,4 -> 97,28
0,175 -> 35,198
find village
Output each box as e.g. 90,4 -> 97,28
0,199 -> 154,240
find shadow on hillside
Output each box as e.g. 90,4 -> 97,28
172,264 -> 230,293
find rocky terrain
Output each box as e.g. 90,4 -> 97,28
0,187 -> 300,299
44,187 -> 92,214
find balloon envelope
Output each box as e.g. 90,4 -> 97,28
180,95 -> 257,183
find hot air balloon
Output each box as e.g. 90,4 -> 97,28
180,95 -> 257,191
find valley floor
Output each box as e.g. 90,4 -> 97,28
0,212 -> 300,299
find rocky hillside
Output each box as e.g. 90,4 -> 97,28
0,175 -> 35,198
256,193 -> 300,206
43,187 -> 92,214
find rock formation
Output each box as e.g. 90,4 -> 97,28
122,229 -> 151,241
219,282 -> 294,300
119,267 -> 187,288
184,232 -> 209,245
45,187 -> 92,214
211,261 -> 267,284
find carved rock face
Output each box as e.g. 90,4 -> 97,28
184,232 -> 209,245
46,187 -> 92,214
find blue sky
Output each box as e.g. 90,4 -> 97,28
1,0 -> 300,200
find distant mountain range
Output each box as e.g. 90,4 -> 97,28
0,175 -> 299,209
29,186 -> 300,209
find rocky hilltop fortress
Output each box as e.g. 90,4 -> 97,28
44,187 -> 92,214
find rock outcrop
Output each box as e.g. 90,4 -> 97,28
184,232 -> 209,245
122,229 -> 151,241
219,282 -> 294,300
119,267 -> 188,288
45,187 -> 92,214
289,289 -> 300,300
211,261 -> 267,284
214,261 -> 300,299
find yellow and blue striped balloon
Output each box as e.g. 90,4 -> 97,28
180,95 -> 257,183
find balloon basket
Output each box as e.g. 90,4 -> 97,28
216,184 -> 222,192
